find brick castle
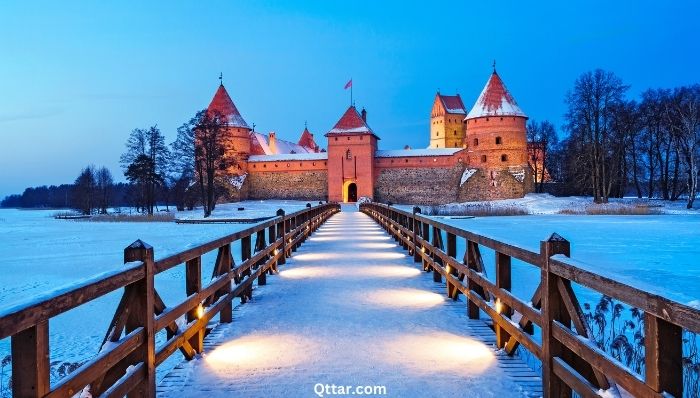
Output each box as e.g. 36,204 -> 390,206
206,69 -> 534,205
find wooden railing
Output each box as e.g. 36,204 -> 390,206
361,202 -> 699,398
0,203 -> 339,398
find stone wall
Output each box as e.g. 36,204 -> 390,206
247,170 -> 328,200
457,167 -> 533,201
373,165 -> 464,205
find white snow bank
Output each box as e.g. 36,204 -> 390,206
460,169 -> 477,186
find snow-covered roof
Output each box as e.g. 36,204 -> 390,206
207,84 -> 251,129
466,71 -> 527,119
326,106 -> 379,138
438,94 -> 466,114
248,153 -> 328,162
376,148 -> 464,158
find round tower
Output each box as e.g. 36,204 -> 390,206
207,83 -> 252,173
465,69 -> 528,169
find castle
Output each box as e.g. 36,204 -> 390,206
206,69 -> 534,205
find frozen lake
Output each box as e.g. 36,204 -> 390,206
434,214 -> 700,307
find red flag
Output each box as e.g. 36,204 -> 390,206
344,79 -> 352,89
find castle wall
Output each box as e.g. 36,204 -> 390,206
457,167 -> 533,202
465,116 -> 528,168
246,159 -> 328,200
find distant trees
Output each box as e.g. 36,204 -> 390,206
554,69 -> 700,206
120,126 -> 170,215
174,109 -> 237,217
95,167 -> 113,214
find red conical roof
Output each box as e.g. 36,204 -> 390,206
207,84 -> 251,129
325,106 -> 378,138
298,127 -> 319,151
466,71 -> 526,119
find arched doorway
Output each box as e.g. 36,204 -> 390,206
347,183 -> 357,202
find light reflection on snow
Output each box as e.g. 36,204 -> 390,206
381,332 -> 494,373
205,333 -> 314,370
279,265 -> 421,279
361,288 -> 444,309
356,242 -> 397,249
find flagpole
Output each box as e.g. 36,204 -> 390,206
350,81 -> 353,107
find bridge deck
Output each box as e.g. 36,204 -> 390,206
158,208 -> 541,397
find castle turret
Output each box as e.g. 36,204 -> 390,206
325,106 -> 379,202
207,83 -> 252,173
430,93 -> 467,148
465,70 -> 528,169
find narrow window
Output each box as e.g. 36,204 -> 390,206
481,155 -> 487,163
346,149 -> 352,160
501,154 -> 508,162
496,136 -> 502,145
453,130 -> 457,136
473,138 -> 479,146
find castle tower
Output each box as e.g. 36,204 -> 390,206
298,126 -> 320,152
465,70 -> 528,170
325,106 -> 379,202
207,83 -> 252,173
429,93 -> 467,148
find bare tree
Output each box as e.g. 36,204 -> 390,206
174,110 -> 238,217
527,120 -> 558,192
667,85 -> 700,208
95,166 -> 113,214
565,69 -> 629,203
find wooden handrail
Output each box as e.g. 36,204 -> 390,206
1,203 -> 340,398
361,202 -> 697,398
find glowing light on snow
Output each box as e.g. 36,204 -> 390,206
205,333 -> 313,370
356,242 -> 396,249
195,304 -> 204,319
382,332 -> 494,374
279,266 -> 336,279
280,265 -> 420,279
362,288 -> 444,309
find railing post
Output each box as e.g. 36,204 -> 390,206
431,226 -> 442,283
540,233 -> 571,398
645,314 -> 682,397
241,236 -> 252,303
123,240 -> 156,398
185,256 -> 203,353
495,252 -> 512,348
466,240 -> 480,319
276,209 -> 286,265
412,207 -> 421,263
219,244 -> 233,323
11,321 -> 50,398
446,232 -> 457,299
421,222 -> 430,271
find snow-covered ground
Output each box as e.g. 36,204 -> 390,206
176,200 -> 320,220
402,193 -> 699,215
0,201 -> 312,387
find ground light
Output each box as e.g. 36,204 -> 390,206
205,333 -> 314,370
361,288 -> 444,309
381,332 -> 495,374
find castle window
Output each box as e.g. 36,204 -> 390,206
312,162 -> 316,166
405,159 -> 408,163
453,130 -> 457,136
437,132 -> 439,136
496,136 -> 502,145
347,136 -> 351,140
360,136 -> 363,140
501,154 -> 508,162
275,164 -> 278,167
335,137 -> 338,141
473,138 -> 479,146
346,149 -> 352,160
481,155 -> 487,163
287,163 -> 290,167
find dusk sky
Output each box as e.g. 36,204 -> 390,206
1,1 -> 699,198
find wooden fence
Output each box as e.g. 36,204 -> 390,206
0,203 -> 339,398
361,202 -> 699,398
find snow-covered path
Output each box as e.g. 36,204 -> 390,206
158,209 -> 539,397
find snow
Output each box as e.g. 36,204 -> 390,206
376,148 -> 463,158
508,166 -> 525,183
0,200 -> 316,385
228,173 -> 246,190
446,107 -> 466,114
158,209 -> 533,397
327,126 -> 372,134
176,200 -> 316,220
467,95 -> 527,118
460,168 -> 477,186
251,132 -> 317,155
248,153 -> 328,162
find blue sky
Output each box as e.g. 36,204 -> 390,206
1,1 -> 699,198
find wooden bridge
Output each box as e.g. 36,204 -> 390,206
0,203 -> 698,397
